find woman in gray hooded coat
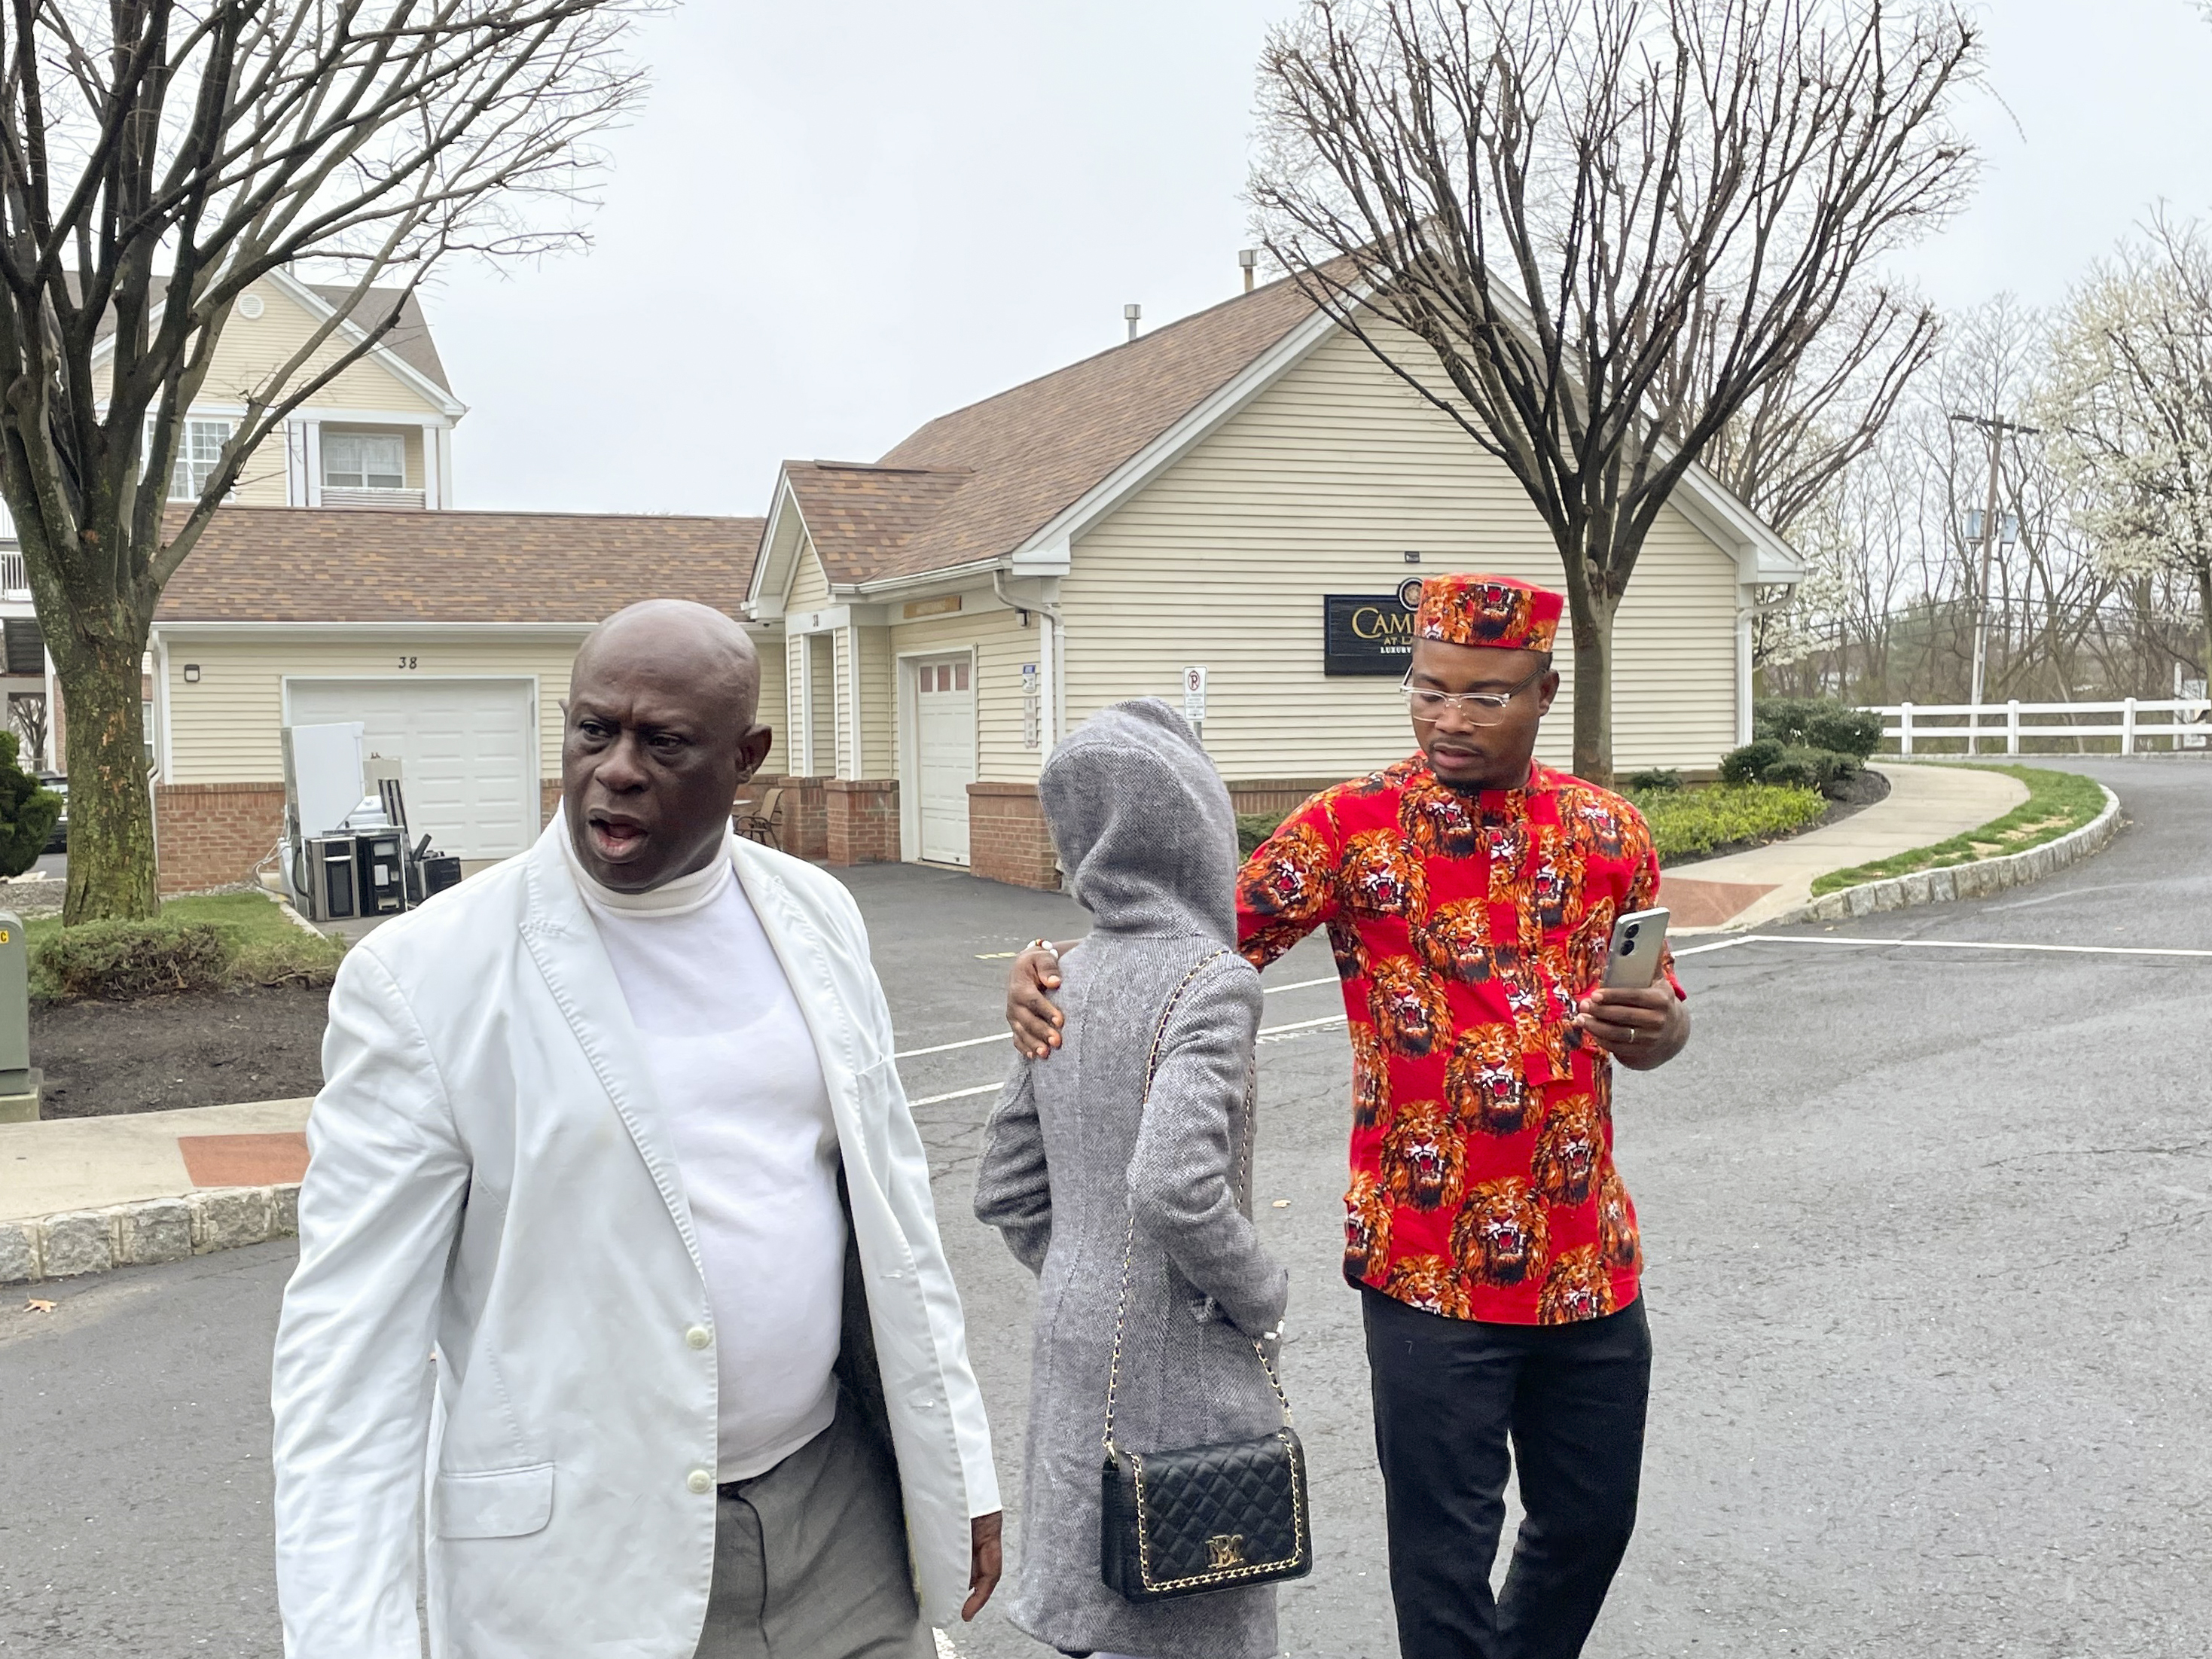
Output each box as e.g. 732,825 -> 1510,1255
974,697 -> 1291,1659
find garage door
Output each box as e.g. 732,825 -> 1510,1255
914,657 -> 974,865
285,678 -> 537,861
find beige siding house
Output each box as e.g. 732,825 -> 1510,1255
747,275 -> 1799,888
148,511 -> 773,894
91,268 -> 467,510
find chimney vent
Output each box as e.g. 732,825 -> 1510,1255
1123,303 -> 1142,342
1239,249 -> 1259,292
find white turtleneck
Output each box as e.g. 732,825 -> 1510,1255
563,825 -> 845,1481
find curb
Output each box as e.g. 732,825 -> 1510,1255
2,1183 -> 300,1284
1766,785 -> 2122,927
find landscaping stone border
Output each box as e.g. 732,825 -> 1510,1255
1767,785 -> 2122,927
1,1183 -> 299,1283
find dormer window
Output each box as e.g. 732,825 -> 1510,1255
323,431 -> 407,491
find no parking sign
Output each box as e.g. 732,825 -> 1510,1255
1182,666 -> 1208,730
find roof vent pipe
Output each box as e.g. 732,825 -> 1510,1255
1124,303 -> 1141,342
1239,249 -> 1259,292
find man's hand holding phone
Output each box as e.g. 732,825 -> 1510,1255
1574,904 -> 1689,1069
1573,982 -> 1688,1069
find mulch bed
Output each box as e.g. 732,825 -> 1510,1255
1658,767 -> 1891,867
31,984 -> 331,1119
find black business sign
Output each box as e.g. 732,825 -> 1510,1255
1324,579 -> 1424,676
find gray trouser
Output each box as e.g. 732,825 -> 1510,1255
697,1392 -> 933,1659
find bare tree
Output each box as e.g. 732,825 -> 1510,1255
2040,215 -> 2212,693
1250,0 -> 1978,780
0,1 -> 654,923
8,691 -> 45,768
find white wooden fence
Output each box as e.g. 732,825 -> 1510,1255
1863,698 -> 2211,756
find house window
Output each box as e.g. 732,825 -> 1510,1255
165,418 -> 232,501
323,432 -> 407,491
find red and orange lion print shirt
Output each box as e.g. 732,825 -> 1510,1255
1237,755 -> 1684,1326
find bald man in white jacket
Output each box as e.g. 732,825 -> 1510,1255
271,602 -> 1001,1657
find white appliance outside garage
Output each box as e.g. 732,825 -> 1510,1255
284,677 -> 537,861
913,655 -> 975,865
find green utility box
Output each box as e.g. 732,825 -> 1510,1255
0,909 -> 38,1122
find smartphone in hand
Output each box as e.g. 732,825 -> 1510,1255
1602,907 -> 1670,990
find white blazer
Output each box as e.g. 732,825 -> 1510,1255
270,820 -> 999,1657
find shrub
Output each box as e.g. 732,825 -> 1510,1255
231,935 -> 345,989
38,919 -> 230,999
1628,782 -> 1827,862
0,730 -> 61,877
1236,810 -> 1289,857
1803,706 -> 1883,759
1755,697 -> 1881,759
1719,738 -> 1783,785
1722,737 -> 1860,798
1624,768 -> 1683,791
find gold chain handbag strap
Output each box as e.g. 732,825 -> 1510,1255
1103,950 -> 1294,1453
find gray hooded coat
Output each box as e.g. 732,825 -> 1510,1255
974,698 -> 1291,1659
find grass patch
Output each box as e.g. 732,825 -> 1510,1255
1808,765 -> 2107,897
26,891 -> 346,1001
1628,782 -> 1828,863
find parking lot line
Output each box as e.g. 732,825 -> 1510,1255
909,1082 -> 1005,1106
1676,933 -> 2212,961
894,975 -> 1341,1060
897,1032 -> 1012,1060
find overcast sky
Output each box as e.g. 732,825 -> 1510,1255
426,0 -> 2212,517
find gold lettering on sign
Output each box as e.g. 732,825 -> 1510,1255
902,595 -> 962,620
1206,1534 -> 1246,1570
1348,605 -> 1416,641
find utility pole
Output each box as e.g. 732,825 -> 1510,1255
1950,411 -> 2039,755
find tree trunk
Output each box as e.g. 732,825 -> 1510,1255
55,629 -> 160,923
1567,586 -> 1618,786
2196,557 -> 2211,698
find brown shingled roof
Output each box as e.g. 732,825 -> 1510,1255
156,507 -> 765,624
783,273 -> 1323,588
782,462 -> 973,585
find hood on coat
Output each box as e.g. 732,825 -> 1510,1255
1039,697 -> 1237,944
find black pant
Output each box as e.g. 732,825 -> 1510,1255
1362,1287 -> 1652,1659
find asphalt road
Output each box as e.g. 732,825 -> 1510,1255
3,756 -> 2207,1657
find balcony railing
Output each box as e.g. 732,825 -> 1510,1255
322,486 -> 426,511
0,550 -> 26,599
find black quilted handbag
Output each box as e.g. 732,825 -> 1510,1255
1098,953 -> 1313,1603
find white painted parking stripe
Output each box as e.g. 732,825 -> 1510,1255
894,977 -> 1340,1060
906,1011 -> 1350,1102
897,1031 -> 1013,1059
1675,933 -> 2212,961
1258,1013 -> 1350,1035
908,1082 -> 1005,1106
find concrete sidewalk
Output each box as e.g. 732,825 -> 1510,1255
3,1098 -> 313,1282
2,1096 -> 312,1223
1658,761 -> 2030,932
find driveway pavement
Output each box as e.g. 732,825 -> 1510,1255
3,756 -> 2207,1657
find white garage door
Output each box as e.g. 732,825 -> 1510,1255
914,657 -> 974,865
285,678 -> 537,861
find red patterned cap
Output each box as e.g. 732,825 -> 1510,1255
1412,572 -> 1563,653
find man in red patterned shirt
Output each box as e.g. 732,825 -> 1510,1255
1007,573 -> 1689,1659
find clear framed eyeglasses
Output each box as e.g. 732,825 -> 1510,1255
1399,662 -> 1548,724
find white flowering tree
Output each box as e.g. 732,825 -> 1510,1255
2040,218 -> 2212,693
